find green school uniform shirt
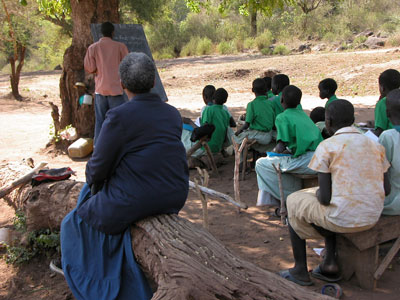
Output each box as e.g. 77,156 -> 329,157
201,104 -> 230,153
325,95 -> 338,109
271,92 -> 284,116
276,108 -> 323,157
267,90 -> 274,99
375,97 -> 393,131
245,95 -> 275,132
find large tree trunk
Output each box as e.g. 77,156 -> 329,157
59,0 -> 119,137
250,8 -> 257,37
9,43 -> 25,101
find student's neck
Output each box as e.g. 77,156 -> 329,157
331,124 -> 351,133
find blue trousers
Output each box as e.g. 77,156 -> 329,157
61,184 -> 153,300
94,94 -> 127,144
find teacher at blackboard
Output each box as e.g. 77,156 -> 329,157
84,22 -> 129,144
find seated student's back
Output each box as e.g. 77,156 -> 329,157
275,86 -> 322,157
246,78 -> 275,132
201,88 -> 230,153
264,76 -> 274,99
310,100 -> 390,226
379,89 -> 400,215
270,74 -> 290,116
375,69 -> 400,136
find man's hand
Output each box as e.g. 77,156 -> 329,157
273,141 -> 286,153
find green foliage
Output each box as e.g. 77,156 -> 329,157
153,47 -> 176,60
273,44 -> 289,55
260,47 -> 272,55
181,36 -> 201,56
49,123 -> 72,143
196,37 -> 213,55
36,0 -> 72,36
0,0 -> 71,74
255,29 -> 273,50
388,32 -> 400,47
121,0 -> 170,23
234,37 -> 244,52
353,35 -> 367,45
243,37 -> 256,49
217,40 -> 236,54
3,211 -> 60,265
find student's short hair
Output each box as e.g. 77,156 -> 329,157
282,85 -> 302,108
202,85 -> 216,101
119,52 -> 155,94
319,78 -> 337,94
253,78 -> 267,95
101,22 -> 114,37
379,69 -> 400,92
263,77 -> 272,90
272,74 -> 290,91
214,88 -> 228,105
386,89 -> 400,114
326,99 -> 354,127
310,106 -> 326,123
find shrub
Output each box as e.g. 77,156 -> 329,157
243,37 -> 255,49
388,32 -> 400,47
217,41 -> 236,54
255,30 -> 273,51
382,22 -> 398,34
273,45 -> 290,55
234,37 -> 244,53
260,47 -> 272,55
353,35 -> 367,45
153,47 -> 176,60
181,37 -> 200,56
323,32 -> 336,43
196,37 -> 213,55
2,211 -> 60,265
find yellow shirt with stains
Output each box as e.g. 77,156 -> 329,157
308,126 -> 390,228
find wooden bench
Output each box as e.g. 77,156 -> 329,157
186,136 -> 219,177
336,215 -> 400,290
293,174 -> 318,188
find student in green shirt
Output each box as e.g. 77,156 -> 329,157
310,106 -> 331,139
233,78 -> 276,147
255,85 -> 323,206
201,88 -> 231,153
318,78 -> 338,109
270,74 -> 290,116
374,69 -> 400,137
264,76 -> 275,99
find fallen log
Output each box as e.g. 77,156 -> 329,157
131,214 -> 331,300
1,164 -> 331,299
0,161 -> 47,200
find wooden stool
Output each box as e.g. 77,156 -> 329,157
336,215 -> 400,290
186,136 -> 219,177
233,138 -> 257,181
293,174 -> 318,188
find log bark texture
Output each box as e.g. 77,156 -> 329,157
131,214 -> 331,300
1,164 -> 331,299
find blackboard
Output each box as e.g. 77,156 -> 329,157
90,24 -> 167,101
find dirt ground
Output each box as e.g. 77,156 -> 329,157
1,48 -> 400,299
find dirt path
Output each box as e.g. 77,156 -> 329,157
1,49 -> 400,299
